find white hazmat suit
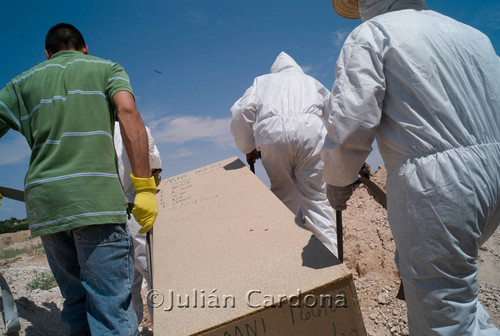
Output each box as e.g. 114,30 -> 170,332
231,51 -> 338,257
114,122 -> 162,324
322,0 -> 500,335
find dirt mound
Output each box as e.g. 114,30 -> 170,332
1,165 -> 498,335
343,165 -> 499,335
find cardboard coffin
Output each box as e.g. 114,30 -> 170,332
152,157 -> 366,336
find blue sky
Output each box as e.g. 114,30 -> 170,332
0,0 -> 499,220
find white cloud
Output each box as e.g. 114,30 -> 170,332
168,147 -> 196,159
302,55 -> 337,84
330,30 -> 349,47
301,65 -> 313,73
186,10 -> 208,23
149,115 -> 233,148
0,133 -> 31,166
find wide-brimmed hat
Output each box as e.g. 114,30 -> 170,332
332,0 -> 360,19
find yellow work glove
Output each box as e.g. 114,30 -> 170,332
130,174 -> 158,234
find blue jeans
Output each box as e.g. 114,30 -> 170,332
41,224 -> 138,336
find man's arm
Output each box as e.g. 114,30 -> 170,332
113,91 -> 151,178
113,91 -> 157,234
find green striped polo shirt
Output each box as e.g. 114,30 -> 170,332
0,50 -> 131,237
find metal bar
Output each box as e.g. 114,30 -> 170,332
0,186 -> 25,202
146,230 -> 153,290
336,210 -> 343,262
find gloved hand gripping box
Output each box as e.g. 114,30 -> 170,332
152,157 -> 366,336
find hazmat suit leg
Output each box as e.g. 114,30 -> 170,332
259,142 -> 301,215
387,146 -> 500,335
259,116 -> 337,257
293,119 -> 337,257
127,215 -> 153,323
131,267 -> 145,323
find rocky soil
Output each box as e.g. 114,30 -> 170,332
343,166 -> 500,335
0,166 -> 499,335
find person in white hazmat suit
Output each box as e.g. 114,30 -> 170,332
231,51 -> 339,257
322,0 -> 500,335
114,122 -> 162,328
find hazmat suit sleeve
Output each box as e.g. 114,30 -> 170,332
146,126 -> 162,170
322,28 -> 385,187
230,80 -> 258,154
115,123 -> 162,202
318,84 -> 333,123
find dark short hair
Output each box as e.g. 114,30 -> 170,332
45,23 -> 86,54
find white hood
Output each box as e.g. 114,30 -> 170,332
270,51 -> 304,74
358,0 -> 427,21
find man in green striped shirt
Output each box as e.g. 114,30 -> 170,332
0,23 -> 158,335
